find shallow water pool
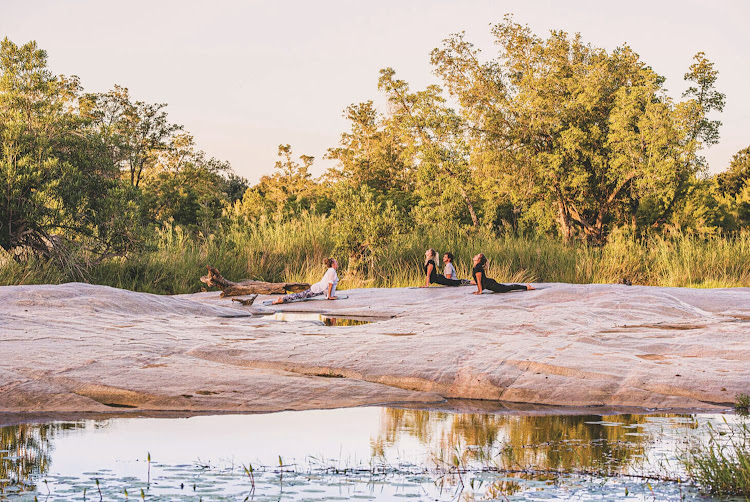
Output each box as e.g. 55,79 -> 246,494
0,406 -> 739,500
266,312 -> 379,326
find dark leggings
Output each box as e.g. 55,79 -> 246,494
432,274 -> 463,287
482,278 -> 528,293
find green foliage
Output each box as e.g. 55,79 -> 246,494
0,37 -> 246,271
229,144 -> 328,222
6,218 -> 750,293
325,100 -> 415,210
81,84 -> 181,187
736,394 -> 750,417
0,38 -> 146,271
430,18 -> 724,242
682,419 -> 750,496
717,145 -> 750,197
1,24 -> 749,290
331,185 -> 405,270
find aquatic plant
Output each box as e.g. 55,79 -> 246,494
243,462 -> 256,496
682,418 -> 750,496
735,394 -> 750,416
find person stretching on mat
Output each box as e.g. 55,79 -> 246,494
273,258 -> 339,304
422,249 -> 463,287
471,253 -> 534,295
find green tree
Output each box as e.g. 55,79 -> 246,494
651,52 -> 726,225
717,145 -> 750,197
81,85 -> 181,187
326,100 -> 414,209
140,133 -> 239,232
332,185 -> 404,269
256,144 -> 319,216
378,68 -> 479,227
431,18 -> 723,242
0,38 -> 140,266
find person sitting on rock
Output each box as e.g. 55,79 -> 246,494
471,253 -> 534,295
443,252 -> 458,280
422,248 -> 463,287
273,258 -> 339,304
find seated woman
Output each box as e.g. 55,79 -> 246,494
422,248 -> 463,287
471,253 -> 534,295
273,258 -> 339,304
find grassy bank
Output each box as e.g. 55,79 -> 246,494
2,215 -> 750,294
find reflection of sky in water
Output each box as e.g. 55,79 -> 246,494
51,408 -> 396,473
1,408 -> 739,500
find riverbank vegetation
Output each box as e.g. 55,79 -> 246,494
682,418 -> 750,497
3,18 -> 750,293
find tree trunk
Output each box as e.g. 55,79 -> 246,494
458,185 -> 479,227
556,200 -> 572,242
200,266 -> 310,297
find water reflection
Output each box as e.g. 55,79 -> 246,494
0,408 -> 713,500
268,312 -> 375,326
0,422 -> 88,494
374,409 -> 697,475
1,424 -> 50,493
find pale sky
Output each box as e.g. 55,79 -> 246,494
2,0 -> 748,182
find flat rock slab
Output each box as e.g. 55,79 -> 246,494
1,282 -> 749,415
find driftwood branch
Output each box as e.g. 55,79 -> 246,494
200,266 -> 309,297
231,295 -> 258,306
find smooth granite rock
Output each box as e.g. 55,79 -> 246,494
1,282 -> 748,415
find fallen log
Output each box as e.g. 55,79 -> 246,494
200,266 -> 309,297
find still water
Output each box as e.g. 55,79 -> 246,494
0,406 -> 736,500
267,312 -> 376,326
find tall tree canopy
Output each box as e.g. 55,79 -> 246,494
429,18 -> 724,241
0,37 -> 244,268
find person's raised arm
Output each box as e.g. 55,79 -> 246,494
422,263 -> 433,288
473,271 -> 483,295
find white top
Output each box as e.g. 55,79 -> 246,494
444,262 -> 457,280
310,267 -> 339,296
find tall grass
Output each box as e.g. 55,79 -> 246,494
682,418 -> 750,496
2,214 -> 750,294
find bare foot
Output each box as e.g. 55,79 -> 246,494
272,298 -> 284,305
526,284 -> 535,291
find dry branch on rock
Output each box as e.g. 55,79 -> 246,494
200,265 -> 309,297
231,296 -> 258,306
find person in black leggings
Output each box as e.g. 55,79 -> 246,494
471,253 -> 534,294
422,248 -> 464,287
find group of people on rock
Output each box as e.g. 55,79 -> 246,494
421,248 -> 534,294
272,250 -> 533,304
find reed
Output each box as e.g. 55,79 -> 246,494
3,216 -> 750,293
682,418 -> 750,496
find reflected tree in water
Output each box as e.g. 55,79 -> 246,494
0,422 -> 87,494
375,409 -> 696,475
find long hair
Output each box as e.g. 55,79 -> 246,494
425,248 -> 438,267
324,257 -> 336,268
476,253 -> 487,269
